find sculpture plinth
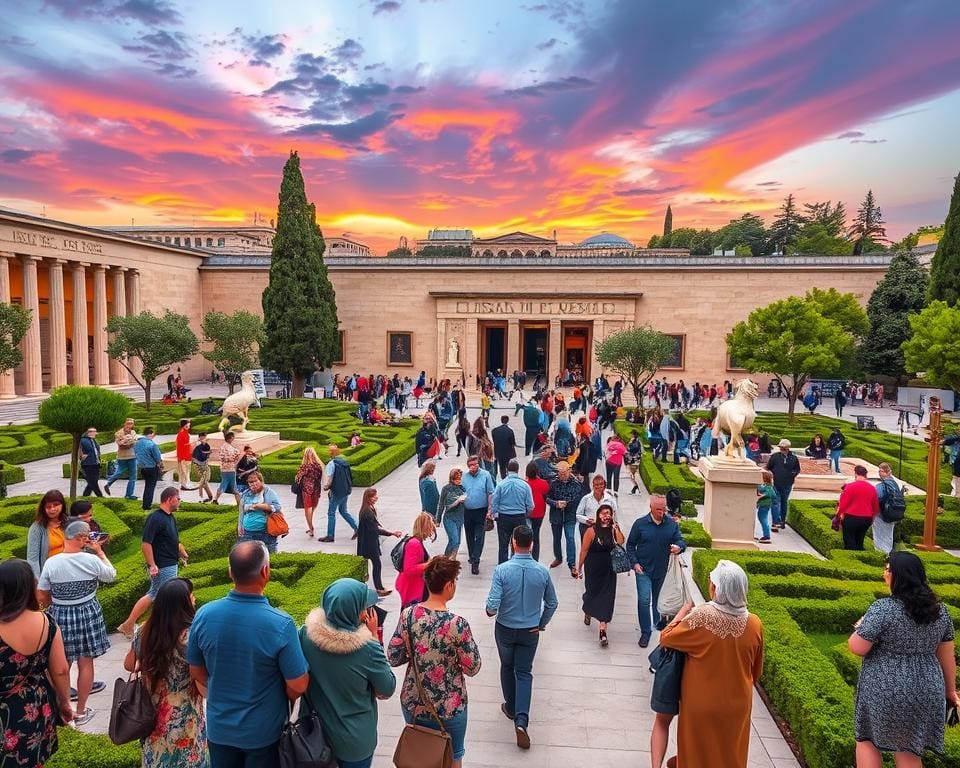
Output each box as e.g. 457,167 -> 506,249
699,456 -> 762,550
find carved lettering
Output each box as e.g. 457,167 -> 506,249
9,229 -> 103,256
453,299 -> 620,316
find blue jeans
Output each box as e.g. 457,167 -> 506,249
756,506 -> 771,540
238,530 -> 278,554
494,623 -> 539,729
106,458 -> 137,498
208,741 -> 279,768
443,509 -> 464,556
403,707 -> 468,760
829,449 -> 842,473
551,519 -> 576,567
774,484 -> 792,526
635,572 -> 664,639
327,494 -> 358,539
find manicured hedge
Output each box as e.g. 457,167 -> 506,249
692,546 -> 960,768
3,494 -> 367,767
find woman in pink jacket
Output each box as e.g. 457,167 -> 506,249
395,512 -> 437,607
604,435 -> 628,493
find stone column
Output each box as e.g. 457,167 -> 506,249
506,319 -> 520,374
548,318 -> 561,383
109,268 -> 128,385
590,319 -> 604,382
48,259 -> 68,388
125,270 -> 142,381
21,256 -> 43,396
0,253 -> 16,398
464,318 -> 478,387
71,263 -> 89,385
92,266 -> 109,386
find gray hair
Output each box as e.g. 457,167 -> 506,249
709,559 -> 749,612
64,520 -> 90,540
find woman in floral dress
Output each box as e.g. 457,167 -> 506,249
0,559 -> 73,768
294,446 -> 325,537
124,578 -> 207,768
388,556 -> 482,768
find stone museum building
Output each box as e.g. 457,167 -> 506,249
0,207 -> 894,398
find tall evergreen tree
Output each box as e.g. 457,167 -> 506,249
928,172 -> 960,307
663,205 -> 673,237
802,200 -> 846,237
261,151 -> 339,397
848,190 -> 886,254
857,251 -> 928,376
769,193 -> 803,254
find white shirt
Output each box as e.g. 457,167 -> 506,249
575,490 -> 619,525
38,551 -> 117,605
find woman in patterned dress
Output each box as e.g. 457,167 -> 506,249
0,559 -> 73,768
388,556 -> 482,768
848,552 -> 957,767
658,560 -> 763,768
295,447 -> 325,537
124,578 -> 208,768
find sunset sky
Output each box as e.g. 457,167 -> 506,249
2,0 -> 960,253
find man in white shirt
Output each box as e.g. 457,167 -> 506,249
575,475 -> 619,539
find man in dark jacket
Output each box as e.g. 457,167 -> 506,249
765,439 -> 801,531
545,462 -> 584,573
491,415 -> 518,479
521,399 -> 542,455
79,426 -> 103,497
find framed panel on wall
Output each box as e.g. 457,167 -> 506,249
387,331 -> 413,366
662,334 -> 685,370
333,330 -> 345,365
726,351 -> 747,372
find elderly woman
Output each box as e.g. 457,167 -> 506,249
658,560 -> 763,768
236,471 -> 283,553
848,552 -> 957,768
301,578 -> 396,768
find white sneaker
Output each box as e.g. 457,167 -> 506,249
73,707 -> 95,726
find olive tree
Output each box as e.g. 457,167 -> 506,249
594,326 -> 675,404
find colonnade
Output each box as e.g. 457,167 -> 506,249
0,252 -> 141,398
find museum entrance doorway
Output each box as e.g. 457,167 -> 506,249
480,322 -> 506,375
561,323 -> 591,384
520,323 -> 548,379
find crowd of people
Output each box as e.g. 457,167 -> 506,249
2,379 -> 957,768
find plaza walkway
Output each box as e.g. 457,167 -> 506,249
12,397 -> 809,767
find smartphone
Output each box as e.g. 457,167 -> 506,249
88,532 -> 107,542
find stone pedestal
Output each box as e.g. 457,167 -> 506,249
699,456 -> 762,550
160,430 -> 287,472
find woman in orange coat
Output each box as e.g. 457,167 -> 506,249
658,560 -> 764,768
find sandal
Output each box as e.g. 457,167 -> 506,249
584,613 -> 591,626
599,629 -> 608,647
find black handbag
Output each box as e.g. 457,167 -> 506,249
648,645 -> 685,716
107,666 -> 157,745
610,543 -> 631,574
279,696 -> 337,768
948,704 -> 959,727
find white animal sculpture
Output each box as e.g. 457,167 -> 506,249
712,379 -> 760,461
218,370 -> 256,433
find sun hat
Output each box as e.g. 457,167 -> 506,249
777,439 -> 792,448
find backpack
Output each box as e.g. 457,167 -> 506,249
879,478 -> 906,523
390,535 -> 411,571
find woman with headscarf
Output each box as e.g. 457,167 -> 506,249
300,578 -> 397,768
657,560 -> 763,768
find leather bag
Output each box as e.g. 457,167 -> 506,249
107,667 -> 156,745
267,511 -> 290,537
648,645 -> 686,716
393,611 -> 453,768
279,697 -> 337,768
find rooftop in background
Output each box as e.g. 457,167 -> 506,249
105,224 -> 276,252
578,232 -> 635,248
425,228 -> 474,240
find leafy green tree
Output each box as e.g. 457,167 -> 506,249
38,386 -> 130,501
595,326 -> 675,404
902,301 -> 960,392
201,310 -> 266,394
768,193 -> 803,254
0,303 -> 31,373
261,151 -> 340,398
664,227 -> 697,249
802,200 -> 846,237
858,251 -> 928,376
849,190 -> 887,255
928,172 -> 960,306
690,228 -> 716,255
806,287 -> 869,338
106,310 -> 199,411
717,213 -> 767,256
891,231 -> 919,251
647,234 -> 661,248
794,223 -> 852,255
727,296 -> 855,421
386,246 -> 413,257
663,205 -> 673,237
418,245 -> 473,258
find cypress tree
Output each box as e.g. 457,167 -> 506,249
929,172 -> 960,307
857,251 -> 928,376
261,151 -> 339,397
663,205 -> 673,237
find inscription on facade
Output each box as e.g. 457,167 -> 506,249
455,300 -> 617,315
12,229 -> 103,256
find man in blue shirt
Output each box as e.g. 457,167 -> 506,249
461,455 -> 495,575
485,525 -> 558,751
490,458 -> 534,564
188,541 -> 309,768
626,494 -> 686,647
133,428 -> 163,511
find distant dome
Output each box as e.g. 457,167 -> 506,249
579,232 -> 634,248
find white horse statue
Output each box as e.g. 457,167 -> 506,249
218,370 -> 257,433
712,379 -> 760,461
